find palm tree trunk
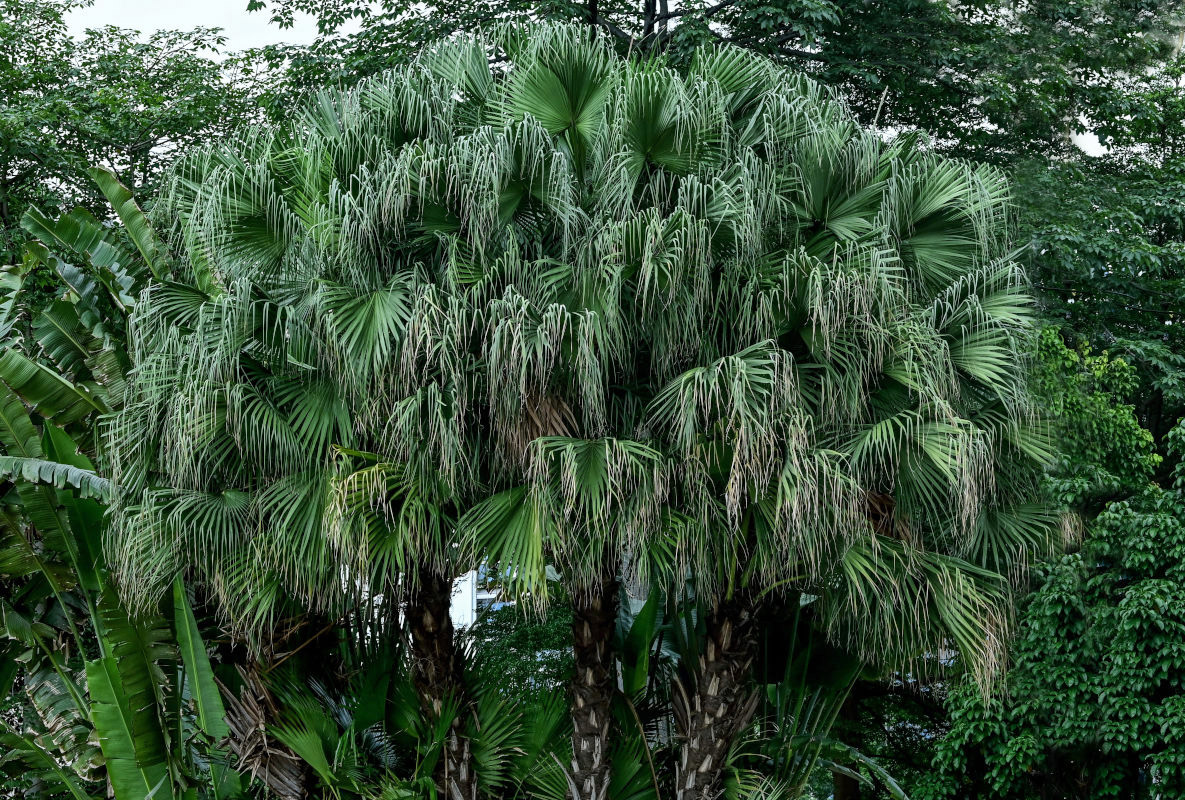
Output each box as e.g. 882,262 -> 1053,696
674,594 -> 761,800
407,568 -> 475,800
221,663 -> 314,799
569,568 -> 619,800
217,619 -> 324,800
834,773 -> 863,800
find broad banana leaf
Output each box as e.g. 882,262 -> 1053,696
0,389 -> 41,457
55,254 -> 136,314
40,423 -> 105,593
0,719 -> 92,800
33,300 -> 93,378
87,587 -> 176,800
86,654 -> 175,800
0,348 -> 107,424
174,578 -> 230,741
0,456 -> 111,501
620,590 -> 661,698
16,660 -> 99,784
88,167 -> 166,281
21,205 -> 139,311
0,258 -> 29,339
0,391 -> 97,593
0,505 -> 73,585
22,206 -> 131,278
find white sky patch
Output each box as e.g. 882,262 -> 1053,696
1072,129 -> 1108,157
67,0 -> 323,50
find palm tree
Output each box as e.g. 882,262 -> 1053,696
454,29 -> 1062,800
102,66 -> 485,796
632,130 -> 1066,797
104,23 -> 1060,799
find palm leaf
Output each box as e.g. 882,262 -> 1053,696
0,456 -> 111,500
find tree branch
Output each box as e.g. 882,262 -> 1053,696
654,0 -> 741,23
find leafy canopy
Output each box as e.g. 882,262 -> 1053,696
103,26 -> 1058,704
246,0 -> 1183,162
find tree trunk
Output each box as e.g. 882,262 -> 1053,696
216,615 -> 331,800
221,664 -> 314,799
832,692 -> 863,800
407,568 -> 475,800
674,595 -> 761,800
569,568 -> 619,800
834,774 -> 862,800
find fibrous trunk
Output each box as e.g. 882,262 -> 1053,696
569,568 -> 619,800
674,595 -> 760,800
833,771 -> 863,800
407,568 -> 475,800
218,618 -> 323,800
221,664 -> 313,799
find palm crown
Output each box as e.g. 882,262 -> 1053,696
105,23 -> 1059,798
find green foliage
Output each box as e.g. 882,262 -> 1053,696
925,321 -> 1184,797
827,678 -> 948,800
174,578 -> 231,742
0,0 -> 262,278
11,0 -> 1180,794
917,39 -> 1185,792
247,0 -> 1182,162
253,644 -> 578,800
466,602 -> 574,703
86,631 -> 175,800
108,24 -> 1052,668
926,461 -> 1185,797
1031,328 -> 1161,509
92,21 -> 1057,798
0,455 -> 111,500
1020,156 -> 1185,442
0,174 -> 238,800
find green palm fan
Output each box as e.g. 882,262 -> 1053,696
105,22 -> 1059,800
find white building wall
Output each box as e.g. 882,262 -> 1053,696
450,570 -> 478,629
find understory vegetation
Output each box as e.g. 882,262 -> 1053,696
2,1 -> 1183,799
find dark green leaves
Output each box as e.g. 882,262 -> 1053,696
173,578 -> 230,741
86,655 -> 174,800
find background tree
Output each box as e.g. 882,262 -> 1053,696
924,339 -> 1183,798
1019,158 -> 1185,460
0,0 -> 263,274
246,0 -> 1184,161
898,30 -> 1185,800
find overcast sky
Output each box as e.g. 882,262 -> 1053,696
67,0 -> 324,50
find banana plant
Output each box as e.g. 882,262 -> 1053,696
258,638 -> 611,800
0,169 -> 237,799
0,402 -> 234,798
